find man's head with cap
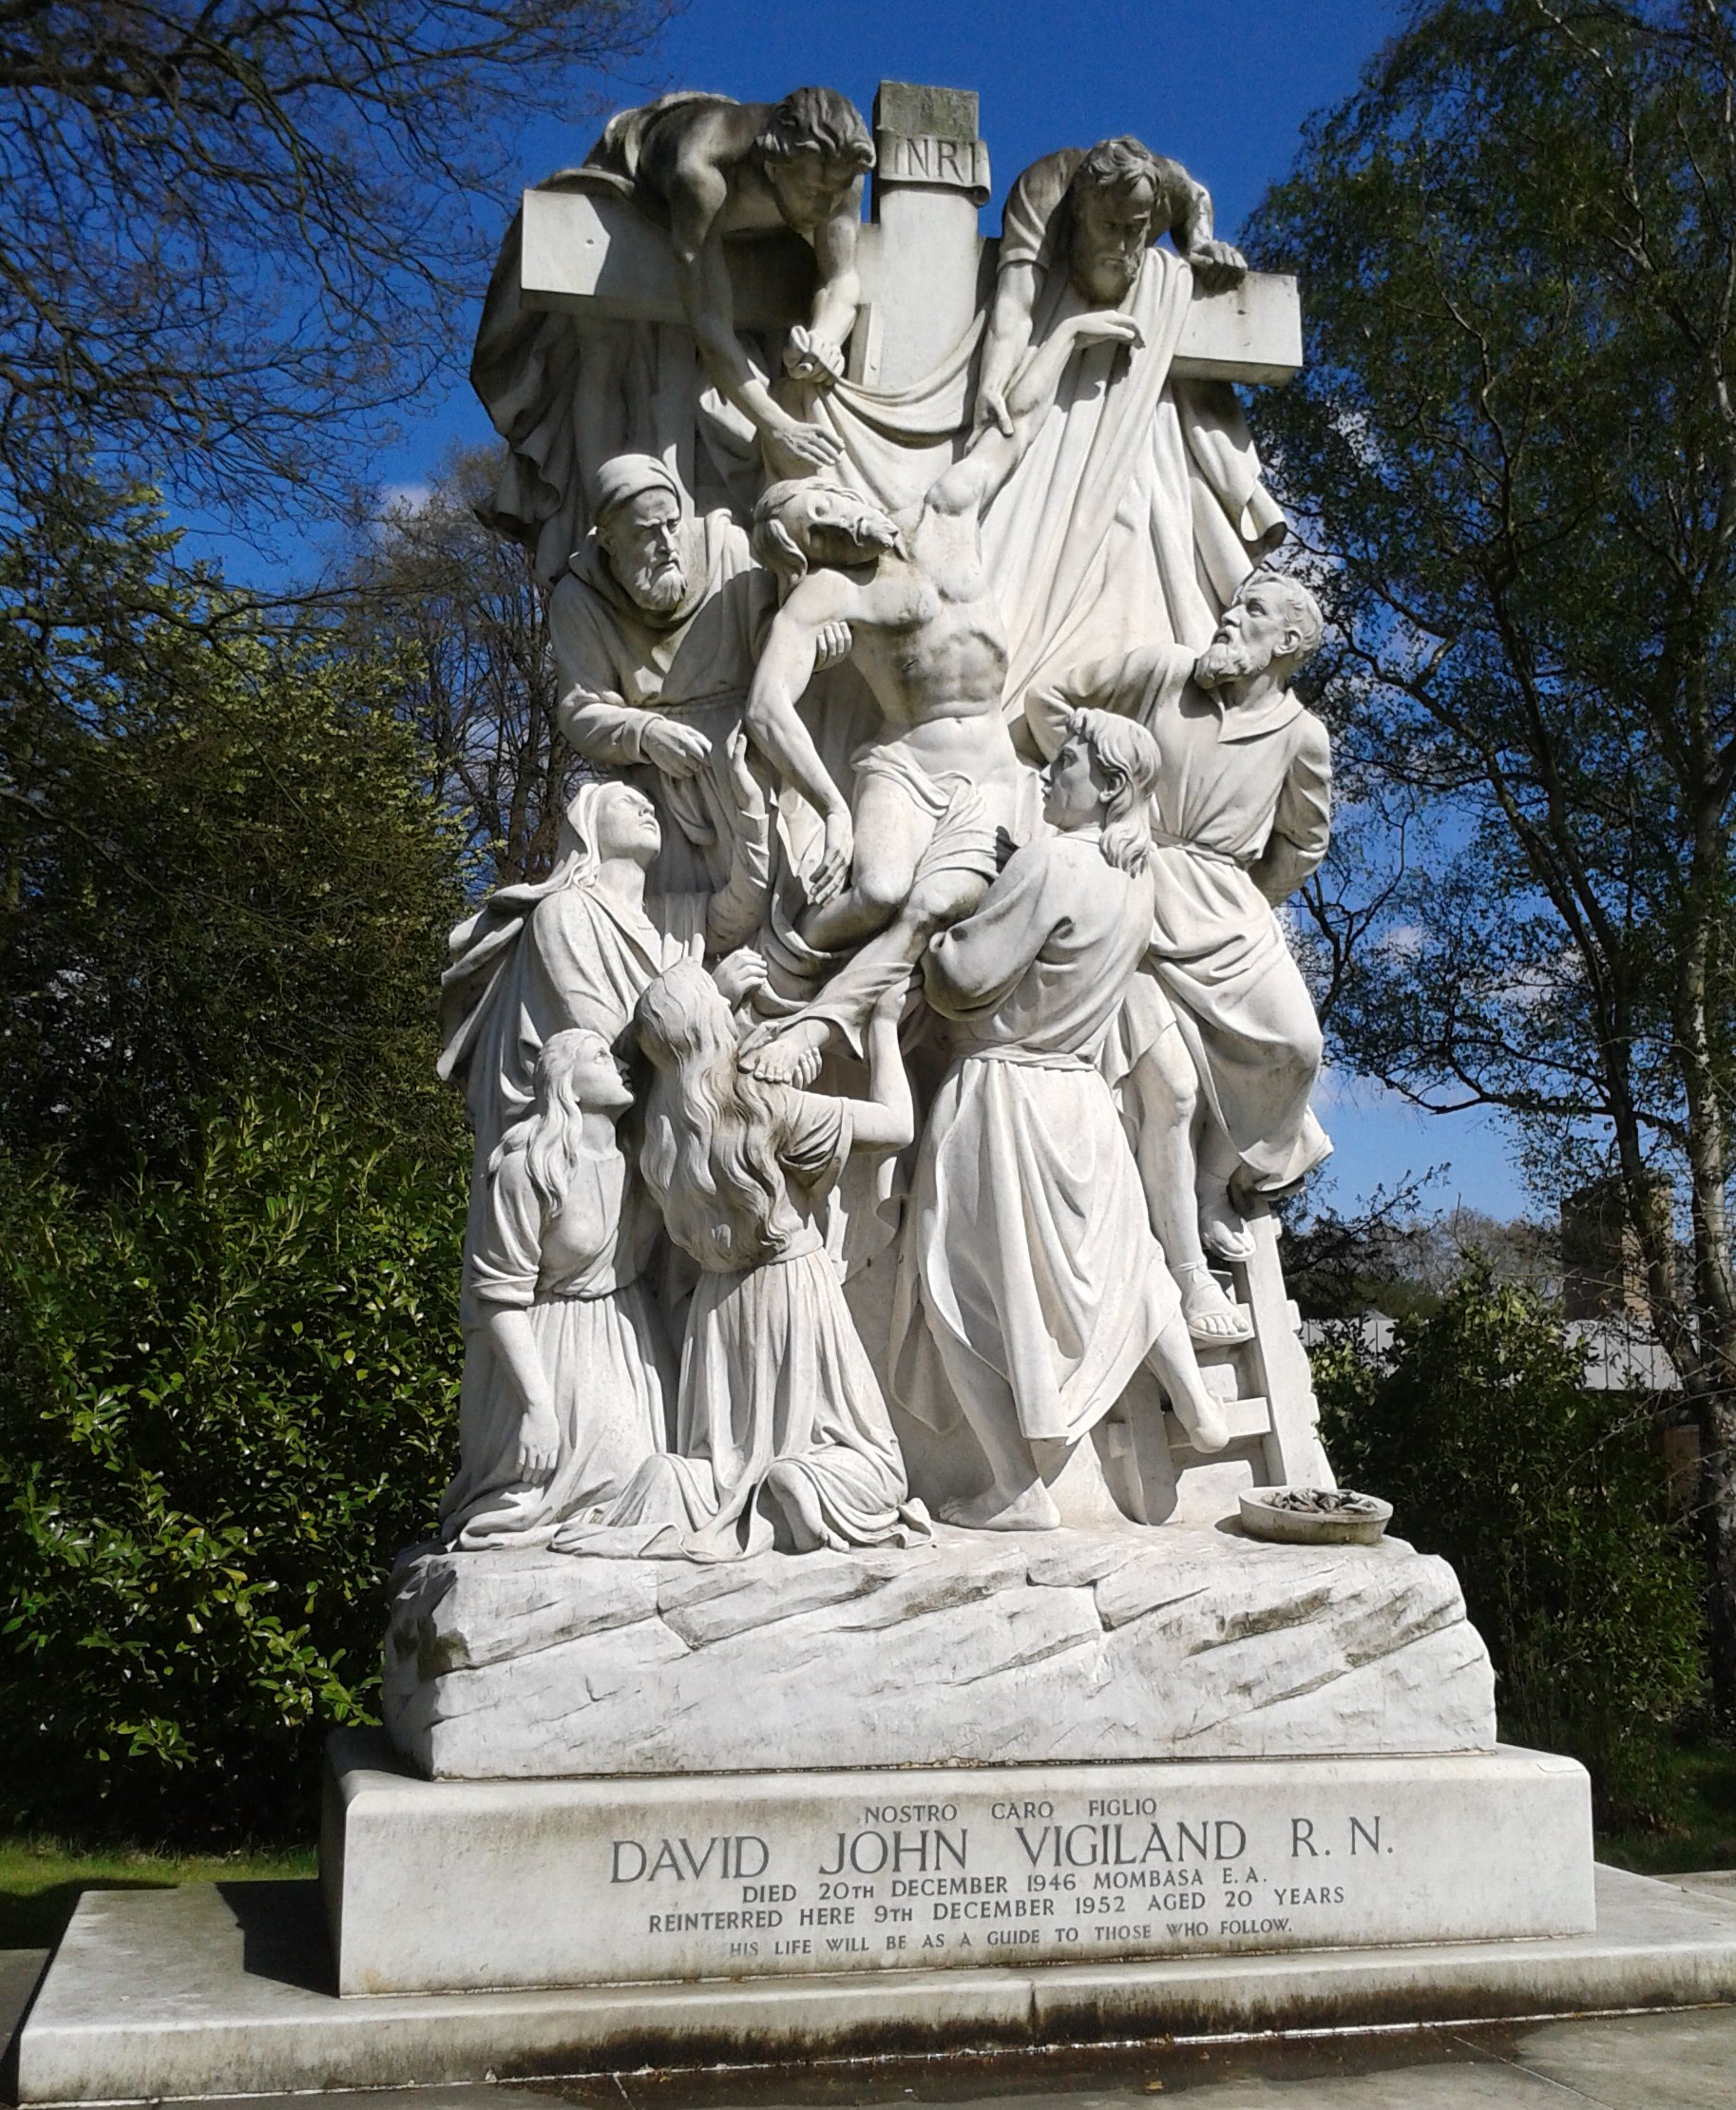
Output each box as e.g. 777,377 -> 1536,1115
592,453 -> 686,616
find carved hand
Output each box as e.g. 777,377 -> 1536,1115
770,411 -> 845,470
642,718 -> 712,779
1066,311 -> 1144,354
813,618 -> 853,669
514,1400 -> 560,1483
970,383 -> 1015,441
807,806 -> 854,907
714,946 -> 771,1006
1187,239 -> 1249,294
722,723 -> 768,817
869,974 -> 911,1026
784,325 -> 847,388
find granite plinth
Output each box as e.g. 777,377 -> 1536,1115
324,1730 -> 1591,1998
381,1526 -> 1495,1781
18,1865 -> 1736,2104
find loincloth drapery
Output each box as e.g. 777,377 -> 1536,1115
853,736 -> 1039,887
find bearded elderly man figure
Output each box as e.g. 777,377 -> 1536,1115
1025,570 -> 1332,1336
551,451 -> 845,933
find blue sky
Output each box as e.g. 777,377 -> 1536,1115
343,0 -> 1536,1222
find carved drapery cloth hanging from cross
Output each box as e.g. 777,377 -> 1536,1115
472,84 -> 1296,681
447,79 -> 1333,1558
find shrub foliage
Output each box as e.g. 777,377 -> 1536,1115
0,1099 -> 464,1842
1314,1266 -> 1705,1826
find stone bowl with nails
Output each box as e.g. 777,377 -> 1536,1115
1239,1485 -> 1393,1546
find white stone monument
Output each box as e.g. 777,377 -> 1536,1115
320,77 -> 1597,2020
29,81 -> 1670,2108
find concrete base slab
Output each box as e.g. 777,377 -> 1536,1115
15,1865 -> 1736,2104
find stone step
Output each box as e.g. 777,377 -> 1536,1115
25,1861 -> 1736,2103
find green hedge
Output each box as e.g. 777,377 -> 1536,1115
1312,1267 -> 1705,1828
0,1097 -> 464,1844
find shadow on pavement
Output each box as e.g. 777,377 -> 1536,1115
218,1880 -> 335,1999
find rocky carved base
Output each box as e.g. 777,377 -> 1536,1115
381,1523 -> 1496,1780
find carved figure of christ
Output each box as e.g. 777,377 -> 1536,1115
736,309 -> 1142,1078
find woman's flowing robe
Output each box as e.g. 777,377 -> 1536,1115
891,833 -> 1180,1445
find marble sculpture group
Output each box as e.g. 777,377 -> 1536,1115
439,85 -> 1334,1563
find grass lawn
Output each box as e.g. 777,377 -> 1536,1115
1594,1741 -> 1736,1877
0,1837 -> 315,1950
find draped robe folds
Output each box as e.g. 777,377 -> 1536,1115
441,1141 -> 676,1551
981,150 -> 1286,695
890,834 -> 1180,1446
437,871 -> 707,1549
437,868 -> 705,1191
1027,644 -> 1333,1193
601,1086 -> 929,1562
786,148 -> 1286,698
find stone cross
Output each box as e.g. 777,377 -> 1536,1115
516,80 -> 1303,393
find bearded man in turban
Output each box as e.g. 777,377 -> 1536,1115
552,452 -> 857,944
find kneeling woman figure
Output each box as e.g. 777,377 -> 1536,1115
443,1028 -> 675,1548
625,962 -> 929,1561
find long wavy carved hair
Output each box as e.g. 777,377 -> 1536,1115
635,963 -> 786,1271
1069,707 -> 1161,875
497,1029 -> 616,1214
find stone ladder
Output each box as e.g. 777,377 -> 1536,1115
1104,1199 -> 1334,1520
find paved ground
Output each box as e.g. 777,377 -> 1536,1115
10,2006 -> 1728,2110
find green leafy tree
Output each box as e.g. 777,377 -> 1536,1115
1249,0 -> 1736,1703
1315,1268 -> 1705,1826
0,471 -> 474,1839
0,1098 -> 463,1842
0,473 -> 469,1183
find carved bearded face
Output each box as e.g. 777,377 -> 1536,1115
1196,581 -> 1301,691
1069,177 -> 1155,303
599,489 -> 685,614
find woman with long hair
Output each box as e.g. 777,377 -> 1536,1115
436,750 -> 773,1548
623,960 -> 927,1561
892,707 -> 1229,1533
441,1029 -> 676,1548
